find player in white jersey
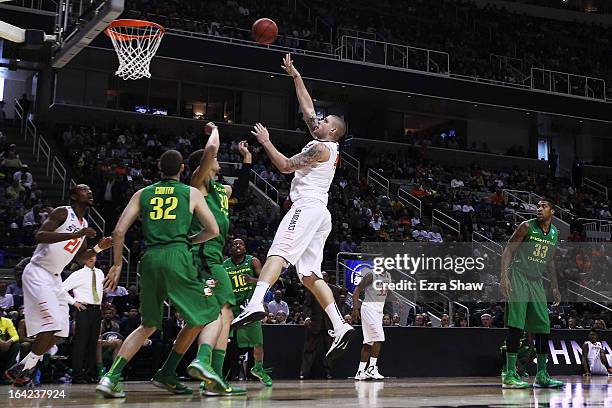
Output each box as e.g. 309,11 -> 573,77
582,330 -> 612,376
232,53 -> 355,361
351,268 -> 392,380
5,184 -> 111,385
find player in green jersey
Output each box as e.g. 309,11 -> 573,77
96,150 -> 224,398
178,122 -> 251,396
225,238 -> 272,387
500,200 -> 563,389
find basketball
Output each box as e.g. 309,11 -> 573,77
251,18 -> 278,45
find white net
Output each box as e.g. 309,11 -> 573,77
107,22 -> 164,80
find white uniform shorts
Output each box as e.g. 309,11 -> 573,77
268,198 -> 332,280
361,303 -> 385,345
590,354 -> 612,375
23,263 -> 70,338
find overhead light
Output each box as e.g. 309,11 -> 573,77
341,85 -> 346,88
269,75 -> 275,78
474,104 -> 478,107
313,98 -> 317,102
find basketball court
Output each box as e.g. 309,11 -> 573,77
1,376 -> 611,407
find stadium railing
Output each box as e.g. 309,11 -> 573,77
431,209 -> 461,236
397,187 -> 422,219
582,177 -> 609,200
337,35 -> 450,76
367,168 -> 389,197
339,151 -> 360,180
530,67 -> 607,101
250,169 -> 280,205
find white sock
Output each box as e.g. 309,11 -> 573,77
369,357 -> 378,367
250,281 -> 270,305
358,361 -> 367,372
324,303 -> 345,332
21,352 -> 42,370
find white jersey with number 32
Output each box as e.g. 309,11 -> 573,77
289,140 -> 339,206
30,206 -> 88,275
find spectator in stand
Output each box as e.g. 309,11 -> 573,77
97,306 -> 122,377
369,213 -> 383,234
382,314 -> 392,326
113,284 -> 140,316
6,179 -> 25,201
480,313 -> 494,328
275,311 -> 288,324
568,317 -> 582,330
13,165 -> 33,190
0,282 -> 14,311
441,314 -> 451,327
0,308 -> 20,381
339,235 -> 357,253
22,205 -> 48,227
392,313 -> 401,327
267,290 -> 290,317
413,314 -> 425,327
119,306 -> 141,338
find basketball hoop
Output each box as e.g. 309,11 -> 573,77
104,19 -> 165,80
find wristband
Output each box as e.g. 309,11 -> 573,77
93,244 -> 103,254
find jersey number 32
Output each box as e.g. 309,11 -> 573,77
149,197 -> 178,220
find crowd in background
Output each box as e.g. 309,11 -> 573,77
126,0 -> 612,90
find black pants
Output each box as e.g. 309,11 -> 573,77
300,329 -> 333,379
72,305 -> 101,378
0,342 -> 20,373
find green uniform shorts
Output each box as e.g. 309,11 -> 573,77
139,244 -> 220,329
194,254 -> 236,308
505,270 -> 550,334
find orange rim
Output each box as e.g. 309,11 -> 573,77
104,19 -> 165,41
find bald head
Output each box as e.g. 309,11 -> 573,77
329,115 -> 346,140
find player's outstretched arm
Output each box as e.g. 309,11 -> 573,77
191,122 -> 220,191
500,221 -> 529,298
189,187 -> 220,245
281,53 -> 318,135
35,207 -> 96,244
251,123 -> 329,174
228,141 -> 252,200
104,190 -> 142,291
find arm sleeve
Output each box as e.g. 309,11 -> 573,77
232,163 -> 252,200
6,320 -> 19,343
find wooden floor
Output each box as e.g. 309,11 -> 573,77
2,376 -> 612,407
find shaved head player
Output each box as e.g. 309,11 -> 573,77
232,54 -> 355,361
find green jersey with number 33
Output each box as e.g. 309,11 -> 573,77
511,218 -> 558,279
190,179 -> 230,263
140,179 -> 192,248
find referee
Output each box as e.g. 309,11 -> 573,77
63,254 -> 104,383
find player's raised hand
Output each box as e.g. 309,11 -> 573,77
281,53 -> 300,78
104,264 -> 121,292
238,141 -> 252,159
204,122 -> 217,136
251,123 -> 270,144
97,236 -> 112,251
76,227 -> 97,239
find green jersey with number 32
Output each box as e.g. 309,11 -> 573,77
140,179 -> 192,248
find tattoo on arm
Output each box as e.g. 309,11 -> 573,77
285,143 -> 326,172
304,113 -> 317,133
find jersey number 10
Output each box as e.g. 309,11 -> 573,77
149,197 -> 178,220
231,274 -> 248,287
